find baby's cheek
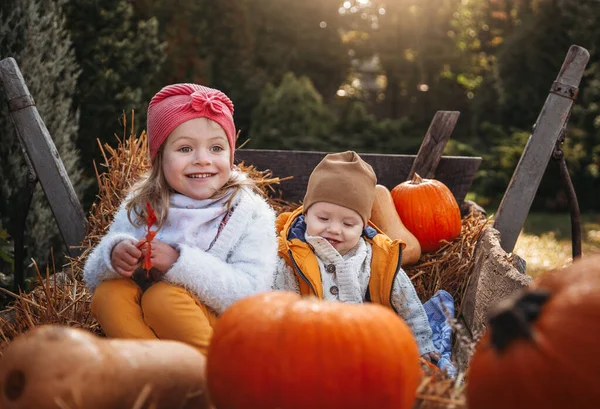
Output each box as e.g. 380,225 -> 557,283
346,231 -> 362,247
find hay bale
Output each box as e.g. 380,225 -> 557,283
405,208 -> 489,309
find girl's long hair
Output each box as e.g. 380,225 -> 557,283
125,148 -> 260,228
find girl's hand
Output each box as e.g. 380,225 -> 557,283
111,240 -> 142,277
421,351 -> 441,364
139,239 -> 180,274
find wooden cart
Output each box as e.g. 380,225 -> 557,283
0,45 -> 590,369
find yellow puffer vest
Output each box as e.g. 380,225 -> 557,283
276,206 -> 406,311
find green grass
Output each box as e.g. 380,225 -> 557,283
511,212 -> 600,277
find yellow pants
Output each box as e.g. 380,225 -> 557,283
91,278 -> 217,355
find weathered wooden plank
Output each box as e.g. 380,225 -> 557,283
235,149 -> 482,205
408,111 -> 460,179
0,57 -> 87,256
454,226 -> 532,371
493,45 -> 590,254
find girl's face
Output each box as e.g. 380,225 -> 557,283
162,117 -> 231,200
305,202 -> 364,255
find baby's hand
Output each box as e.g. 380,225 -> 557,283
111,240 -> 142,277
421,351 -> 441,364
139,239 -> 180,274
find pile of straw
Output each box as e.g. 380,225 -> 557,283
415,362 -> 466,409
0,258 -> 100,348
0,113 -> 489,407
405,212 -> 489,310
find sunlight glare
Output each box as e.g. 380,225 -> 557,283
343,1 -> 351,8
320,21 -> 327,28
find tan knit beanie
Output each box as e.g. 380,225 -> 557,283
303,151 -> 377,225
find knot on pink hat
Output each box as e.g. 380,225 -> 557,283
147,83 -> 236,162
190,90 -> 231,116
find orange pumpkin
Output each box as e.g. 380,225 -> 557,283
466,254 -> 600,409
206,291 -> 421,409
391,173 -> 461,253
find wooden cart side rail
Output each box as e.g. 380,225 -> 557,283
493,45 -> 590,254
0,57 -> 87,256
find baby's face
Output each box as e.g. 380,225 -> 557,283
305,202 -> 363,255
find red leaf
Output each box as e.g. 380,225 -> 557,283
146,230 -> 157,242
146,202 -> 157,229
143,202 -> 158,277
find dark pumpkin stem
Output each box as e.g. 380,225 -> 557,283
410,173 -> 423,185
487,289 -> 551,353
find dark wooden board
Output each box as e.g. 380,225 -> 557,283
236,149 -> 482,205
409,111 -> 460,179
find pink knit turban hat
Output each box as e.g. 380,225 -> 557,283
147,83 -> 236,163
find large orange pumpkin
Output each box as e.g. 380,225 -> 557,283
206,291 -> 421,409
391,173 -> 461,252
466,254 -> 600,409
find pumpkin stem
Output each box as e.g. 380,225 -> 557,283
410,173 -> 423,185
487,289 -> 551,353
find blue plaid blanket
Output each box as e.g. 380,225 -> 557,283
423,290 -> 457,378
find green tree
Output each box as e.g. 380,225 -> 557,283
0,0 -> 87,269
249,72 -> 336,151
135,0 -> 350,141
133,0 -> 259,140
470,0 -> 600,210
248,0 -> 348,101
63,0 -> 166,205
493,1 -> 572,129
133,0 -> 207,84
366,0 -> 465,121
332,99 -> 419,154
554,0 -> 600,210
201,0 -> 260,141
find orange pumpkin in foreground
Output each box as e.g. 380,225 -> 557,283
467,254 -> 600,409
391,173 -> 461,253
206,291 -> 421,409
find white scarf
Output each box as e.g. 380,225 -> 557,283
157,193 -> 231,251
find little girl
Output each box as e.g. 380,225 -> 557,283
83,83 -> 277,354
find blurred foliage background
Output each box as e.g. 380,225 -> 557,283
0,0 -> 599,282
